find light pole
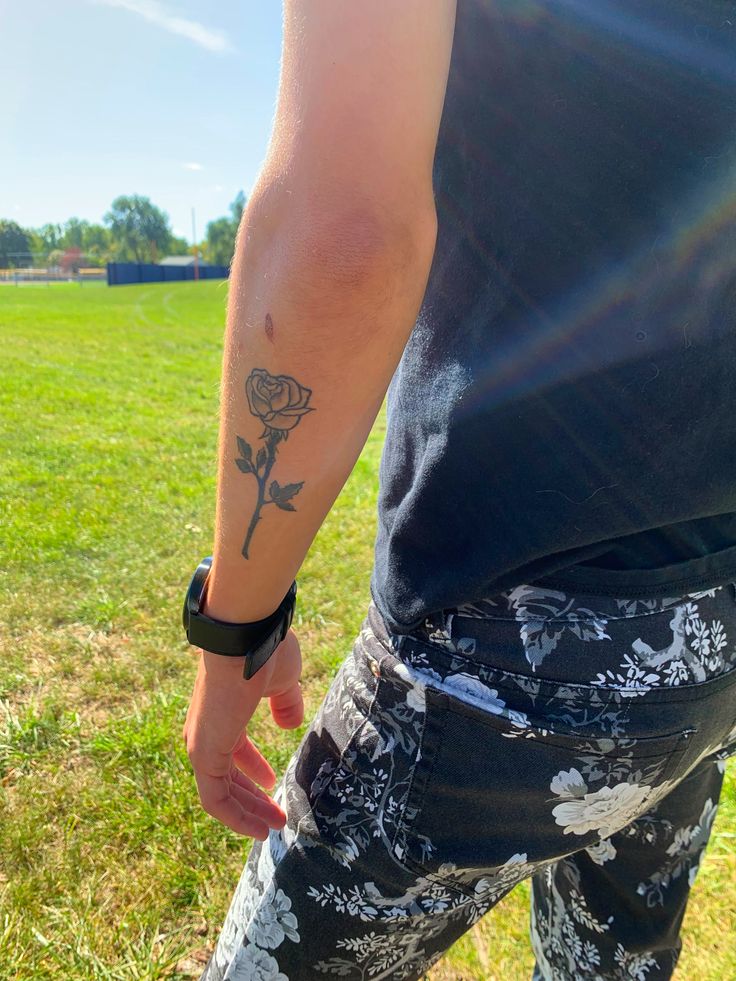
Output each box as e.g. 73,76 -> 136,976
191,207 -> 199,282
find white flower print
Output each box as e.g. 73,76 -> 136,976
569,888 -> 612,934
591,667 -> 651,697
561,916 -> 583,960
621,654 -> 660,687
698,798 -> 719,834
245,883 -> 300,950
665,827 -> 693,857
306,882 -> 381,922
441,672 -> 507,714
613,942 -> 659,980
420,885 -> 453,914
214,907 -> 244,975
681,602 -> 700,635
226,944 -> 288,981
551,777 -> 652,838
397,663 -> 509,718
393,662 -> 438,712
405,685 -> 426,713
586,837 -> 617,865
550,768 -> 587,798
690,619 -> 711,657
663,658 -> 689,686
214,854 -> 265,973
710,619 -> 727,652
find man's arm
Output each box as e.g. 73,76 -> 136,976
205,0 -> 456,621
183,0 -> 457,836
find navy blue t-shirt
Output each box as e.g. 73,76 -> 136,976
371,0 -> 736,633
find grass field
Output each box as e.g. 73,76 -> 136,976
1,282 -> 734,980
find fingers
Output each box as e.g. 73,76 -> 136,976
229,775 -> 287,828
229,765 -> 280,806
269,681 -> 304,730
264,630 -> 303,730
231,733 -> 278,790
193,769 -> 285,839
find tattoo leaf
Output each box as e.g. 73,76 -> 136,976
256,446 -> 268,471
279,481 -> 304,501
235,458 -> 253,474
268,479 -> 304,511
236,436 -> 253,463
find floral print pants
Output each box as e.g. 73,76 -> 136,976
200,583 -> 736,980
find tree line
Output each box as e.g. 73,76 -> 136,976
0,192 -> 245,269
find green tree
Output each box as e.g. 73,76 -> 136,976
31,223 -> 63,257
61,217 -> 89,250
205,216 -> 235,266
104,195 -> 172,263
205,190 -> 246,267
168,234 -> 191,256
0,220 -> 31,267
81,223 -> 114,266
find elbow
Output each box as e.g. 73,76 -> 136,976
292,204 -> 436,299
240,185 -> 437,308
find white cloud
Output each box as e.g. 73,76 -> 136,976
92,0 -> 233,53
183,162 -> 203,171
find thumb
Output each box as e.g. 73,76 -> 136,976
269,681 -> 304,730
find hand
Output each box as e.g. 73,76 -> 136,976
182,628 -> 304,838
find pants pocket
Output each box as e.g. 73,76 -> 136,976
391,683 -> 694,899
289,636 -> 382,842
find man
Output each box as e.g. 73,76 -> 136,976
183,2 -> 736,978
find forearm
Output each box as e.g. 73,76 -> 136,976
203,188 -> 437,624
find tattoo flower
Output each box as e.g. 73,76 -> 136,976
236,368 -> 314,558
246,368 -> 313,435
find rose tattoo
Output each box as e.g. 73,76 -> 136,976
235,368 -> 314,558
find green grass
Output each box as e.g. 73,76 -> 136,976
1,282 -> 734,980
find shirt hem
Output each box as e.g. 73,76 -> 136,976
371,547 -> 736,630
531,546 -> 736,597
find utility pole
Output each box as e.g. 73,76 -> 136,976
191,207 -> 199,282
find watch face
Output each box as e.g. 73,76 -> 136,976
188,557 -> 213,616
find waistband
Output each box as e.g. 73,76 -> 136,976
366,582 -> 736,694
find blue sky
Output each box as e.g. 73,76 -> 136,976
2,1 -> 283,239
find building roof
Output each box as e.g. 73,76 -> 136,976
159,255 -> 207,266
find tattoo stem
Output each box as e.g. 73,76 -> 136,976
241,430 -> 280,558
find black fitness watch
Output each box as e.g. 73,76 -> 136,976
182,556 -> 297,680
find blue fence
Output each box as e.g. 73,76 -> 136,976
107,262 -> 230,286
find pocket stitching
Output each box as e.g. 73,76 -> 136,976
389,674 -> 694,757
393,691 -> 695,899
391,691 -> 474,897
398,635 -> 736,704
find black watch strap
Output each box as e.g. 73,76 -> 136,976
182,557 -> 297,679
